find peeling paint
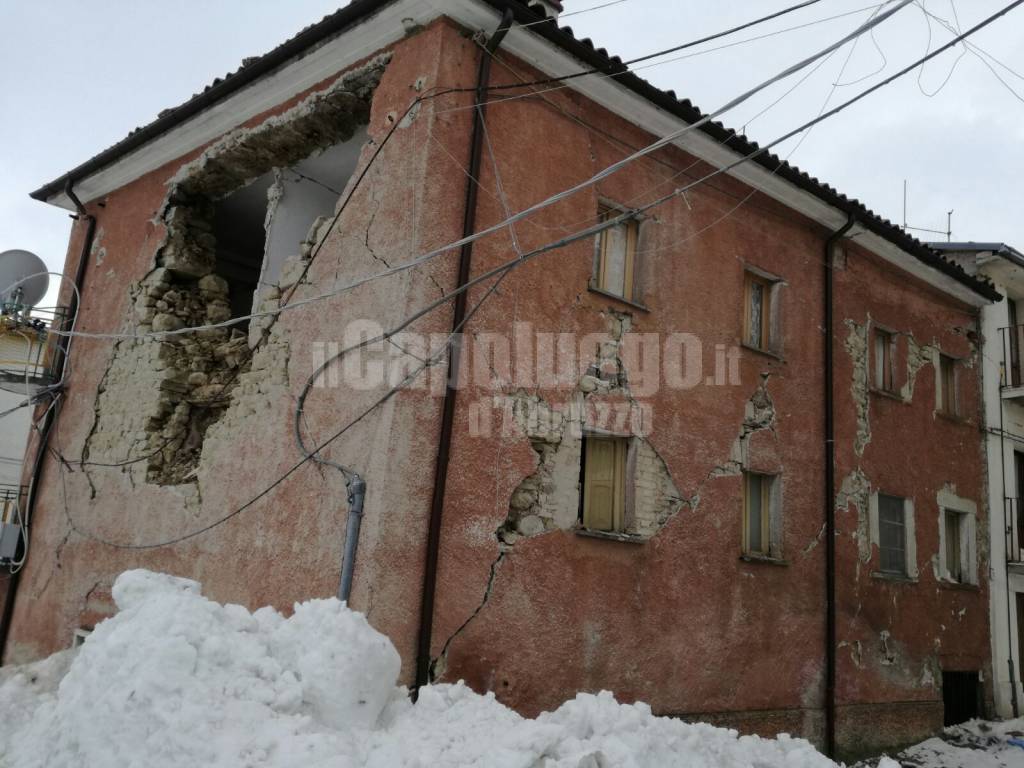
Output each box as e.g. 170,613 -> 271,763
844,319 -> 871,456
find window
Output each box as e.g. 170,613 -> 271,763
743,471 -> 779,557
593,206 -> 638,301
878,493 -> 908,575
580,435 -> 629,532
944,510 -> 965,582
940,507 -> 976,584
938,353 -> 959,417
873,328 -> 896,393
743,270 -> 781,353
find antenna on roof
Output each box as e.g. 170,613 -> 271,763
901,180 -> 953,242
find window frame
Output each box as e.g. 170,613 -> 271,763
939,506 -> 976,585
742,268 -> 783,355
938,353 -> 960,417
592,204 -> 640,303
579,433 -> 632,534
871,492 -> 918,580
872,326 -> 897,394
878,493 -> 908,576
742,470 -> 782,559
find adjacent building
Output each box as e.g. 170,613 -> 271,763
931,241 -> 1024,720
1,1 -> 1003,760
0,312 -> 55,563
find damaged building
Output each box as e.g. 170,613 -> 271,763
0,0 -> 1004,761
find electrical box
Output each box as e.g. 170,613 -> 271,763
0,522 -> 22,562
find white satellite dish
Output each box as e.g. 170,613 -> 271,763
0,250 -> 49,309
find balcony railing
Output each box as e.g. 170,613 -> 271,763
1005,497 -> 1024,565
0,307 -> 66,394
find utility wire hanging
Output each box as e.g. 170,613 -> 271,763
30,0 -> 915,347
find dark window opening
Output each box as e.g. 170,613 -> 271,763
942,670 -> 981,726
212,173 -> 275,325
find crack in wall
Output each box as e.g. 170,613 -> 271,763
430,547 -> 508,681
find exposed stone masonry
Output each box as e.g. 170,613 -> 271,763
83,57 -> 389,485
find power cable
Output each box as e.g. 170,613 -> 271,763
918,0 -> 1024,102
485,0 -> 828,90
433,2 -> 887,116
31,1 -> 913,345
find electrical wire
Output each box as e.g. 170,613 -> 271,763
915,0 -> 968,97
485,0 -> 828,90
918,0 -> 1024,102
26,1 -> 913,346
433,2 -> 888,117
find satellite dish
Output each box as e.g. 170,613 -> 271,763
0,250 -> 49,309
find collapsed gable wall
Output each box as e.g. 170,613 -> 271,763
82,58 -> 388,487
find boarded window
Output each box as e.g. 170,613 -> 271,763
878,493 -> 908,575
594,207 -> 638,301
873,328 -> 895,392
743,471 -> 775,556
580,436 -> 628,532
939,354 -> 959,416
743,271 -> 780,352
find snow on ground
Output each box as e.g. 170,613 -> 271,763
0,569 -> 1018,768
878,718 -> 1024,767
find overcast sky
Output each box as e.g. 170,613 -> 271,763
1,0 -> 1022,306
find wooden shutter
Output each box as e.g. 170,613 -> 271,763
595,208 -> 638,302
583,437 -> 626,532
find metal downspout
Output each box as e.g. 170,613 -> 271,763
0,180 -> 95,663
338,475 -> 366,602
996,341 -> 1020,717
414,8 -> 515,692
824,213 -> 855,757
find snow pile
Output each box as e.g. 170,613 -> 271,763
0,569 -> 842,767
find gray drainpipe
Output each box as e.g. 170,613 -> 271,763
338,475 -> 366,602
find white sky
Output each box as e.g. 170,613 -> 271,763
1,0 -> 1022,308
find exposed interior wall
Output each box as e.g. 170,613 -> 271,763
82,59 -> 388,487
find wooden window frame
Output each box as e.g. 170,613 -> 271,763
938,353 -> 959,417
594,205 -> 639,302
742,471 -> 775,556
580,434 -> 630,534
743,269 -> 782,353
873,326 -> 896,393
